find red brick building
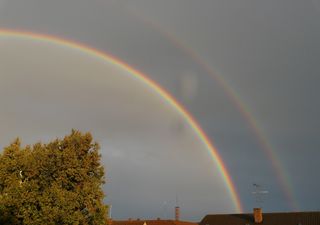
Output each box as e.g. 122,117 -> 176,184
112,219 -> 197,225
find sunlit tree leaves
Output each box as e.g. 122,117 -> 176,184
0,130 -> 108,224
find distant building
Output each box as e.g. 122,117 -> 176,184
112,219 -> 197,225
200,208 -> 320,225
109,206 -> 320,225
110,201 -> 185,225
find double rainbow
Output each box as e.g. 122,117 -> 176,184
127,13 -> 299,210
0,29 -> 243,212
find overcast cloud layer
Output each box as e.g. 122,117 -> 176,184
0,0 -> 320,221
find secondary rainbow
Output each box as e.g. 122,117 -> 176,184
165,36 -> 299,210
0,29 -> 243,212
173,41 -> 299,210
128,13 -> 299,210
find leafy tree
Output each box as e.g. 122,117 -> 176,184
0,130 -> 108,224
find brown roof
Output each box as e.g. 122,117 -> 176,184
113,219 -> 197,225
200,211 -> 320,225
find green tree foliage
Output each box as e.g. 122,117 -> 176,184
0,130 -> 108,224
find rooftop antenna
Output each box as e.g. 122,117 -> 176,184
176,193 -> 179,207
175,193 -> 180,221
252,183 -> 269,208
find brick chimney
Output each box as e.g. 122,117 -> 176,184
175,206 -> 180,221
253,208 -> 263,223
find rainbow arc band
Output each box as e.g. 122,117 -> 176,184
130,15 -> 299,210
0,29 -> 243,212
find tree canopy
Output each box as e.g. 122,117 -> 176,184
0,130 -> 108,225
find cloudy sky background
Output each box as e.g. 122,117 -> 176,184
0,0 -> 320,221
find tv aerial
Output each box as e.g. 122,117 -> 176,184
252,183 -> 269,207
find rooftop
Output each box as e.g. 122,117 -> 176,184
200,211 -> 320,225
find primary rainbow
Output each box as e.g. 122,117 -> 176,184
0,29 -> 243,212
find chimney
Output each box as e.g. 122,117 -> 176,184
175,206 -> 180,221
253,208 -> 263,223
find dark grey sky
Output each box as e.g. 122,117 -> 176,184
0,0 -> 320,221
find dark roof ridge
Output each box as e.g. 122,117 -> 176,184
113,219 -> 197,222
205,210 -> 320,216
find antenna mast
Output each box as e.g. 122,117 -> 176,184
176,193 -> 179,207
252,183 -> 269,208
175,193 -> 180,221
